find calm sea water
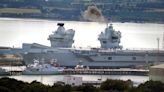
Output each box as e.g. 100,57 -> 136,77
0,74 -> 148,86
0,66 -> 148,86
0,18 -> 162,86
0,18 -> 164,49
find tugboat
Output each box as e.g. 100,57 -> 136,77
22,59 -> 64,75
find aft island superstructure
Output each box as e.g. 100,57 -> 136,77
14,23 -> 164,68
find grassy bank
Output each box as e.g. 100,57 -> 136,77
0,8 -> 41,14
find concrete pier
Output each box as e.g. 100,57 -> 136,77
63,69 -> 149,76
6,68 -> 149,76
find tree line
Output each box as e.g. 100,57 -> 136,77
0,77 -> 164,92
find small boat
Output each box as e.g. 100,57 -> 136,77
75,64 -> 84,69
22,59 -> 64,75
75,60 -> 89,69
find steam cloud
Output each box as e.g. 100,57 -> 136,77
82,6 -> 107,22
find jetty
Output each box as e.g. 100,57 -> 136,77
63,68 -> 149,76
1,67 -> 149,76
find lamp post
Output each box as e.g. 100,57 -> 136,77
156,38 -> 160,64
157,38 -> 160,51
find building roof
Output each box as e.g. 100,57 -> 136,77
151,63 -> 164,69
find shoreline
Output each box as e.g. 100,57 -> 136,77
0,17 -> 163,24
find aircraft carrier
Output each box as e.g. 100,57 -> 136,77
11,23 -> 164,68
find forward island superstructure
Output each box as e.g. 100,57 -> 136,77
12,23 -> 164,68
48,23 -> 75,48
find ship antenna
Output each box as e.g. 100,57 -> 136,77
157,37 -> 160,51
106,22 -> 108,28
105,19 -> 110,28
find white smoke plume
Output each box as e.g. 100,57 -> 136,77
82,6 -> 107,22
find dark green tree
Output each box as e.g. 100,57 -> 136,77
49,83 -> 71,92
0,77 -> 28,92
100,79 -> 132,92
137,80 -> 164,92
82,84 -> 98,92
0,86 -> 12,92
24,81 -> 49,92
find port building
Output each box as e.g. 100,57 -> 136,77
149,64 -> 164,83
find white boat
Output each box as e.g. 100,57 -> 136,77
22,59 -> 64,75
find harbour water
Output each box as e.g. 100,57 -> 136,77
0,66 -> 149,86
0,18 -> 164,49
0,74 -> 148,86
0,18 -> 163,86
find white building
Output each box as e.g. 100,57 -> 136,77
149,63 -> 164,83
63,76 -> 83,86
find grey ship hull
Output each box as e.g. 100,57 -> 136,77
23,49 -> 80,67
15,23 -> 164,68
22,48 -> 164,68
